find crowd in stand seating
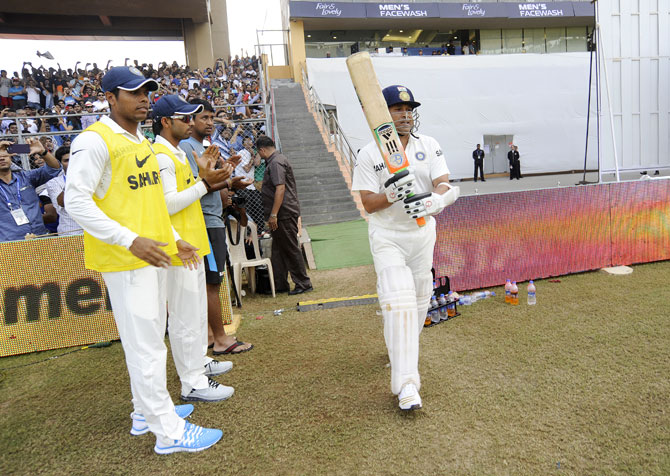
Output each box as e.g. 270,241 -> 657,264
0,55 -> 268,241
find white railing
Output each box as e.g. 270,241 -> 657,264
301,65 -> 358,178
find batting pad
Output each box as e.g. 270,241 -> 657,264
377,265 -> 421,395
413,271 -> 433,335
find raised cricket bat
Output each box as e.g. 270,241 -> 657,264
346,52 -> 426,227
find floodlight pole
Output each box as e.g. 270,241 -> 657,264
594,0 -> 621,183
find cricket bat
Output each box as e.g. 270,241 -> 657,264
346,52 -> 426,227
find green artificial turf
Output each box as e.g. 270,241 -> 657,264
306,219 -> 373,270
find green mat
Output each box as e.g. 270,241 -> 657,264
306,219 -> 373,270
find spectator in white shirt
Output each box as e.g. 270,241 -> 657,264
45,146 -> 81,235
91,91 -> 109,112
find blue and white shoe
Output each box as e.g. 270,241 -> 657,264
130,404 -> 194,436
154,421 -> 223,455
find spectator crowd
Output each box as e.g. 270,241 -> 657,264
0,55 -> 268,242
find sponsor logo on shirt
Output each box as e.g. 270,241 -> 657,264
127,171 -> 161,190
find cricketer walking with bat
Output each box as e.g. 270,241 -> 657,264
351,83 -> 459,410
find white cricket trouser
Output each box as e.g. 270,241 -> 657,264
370,218 -> 436,395
102,266 -> 184,440
167,265 -> 210,395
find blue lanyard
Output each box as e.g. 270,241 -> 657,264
0,176 -> 22,209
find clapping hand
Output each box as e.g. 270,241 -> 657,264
231,176 -> 253,190
176,239 -> 201,270
193,145 -> 233,191
224,153 -> 241,169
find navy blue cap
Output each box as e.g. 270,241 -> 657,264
151,95 -> 203,119
382,85 -> 421,109
101,66 -> 159,93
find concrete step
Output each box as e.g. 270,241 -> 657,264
297,181 -> 352,194
299,189 -> 356,201
300,198 -> 359,211
300,200 -> 359,213
302,210 -> 364,226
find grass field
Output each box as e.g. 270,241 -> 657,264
1,262 -> 669,475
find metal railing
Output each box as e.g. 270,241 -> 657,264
300,65 -> 358,177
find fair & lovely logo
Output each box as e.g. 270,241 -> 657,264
462,4 -> 486,16
316,3 -> 342,16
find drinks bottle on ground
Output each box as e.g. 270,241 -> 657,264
438,294 -> 448,321
511,282 -> 519,305
430,296 -> 440,323
447,291 -> 456,317
505,279 -> 512,303
527,280 -> 536,305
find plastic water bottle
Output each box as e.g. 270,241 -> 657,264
430,296 -> 440,323
447,291 -> 456,317
473,291 -> 496,301
505,279 -> 512,303
527,280 -> 536,305
438,294 -> 448,321
510,281 -> 519,306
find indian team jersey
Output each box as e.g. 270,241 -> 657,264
152,142 -> 211,266
83,122 -> 177,272
352,133 -> 449,232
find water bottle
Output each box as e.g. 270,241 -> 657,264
430,296 -> 440,323
438,293 -> 448,321
505,279 -> 512,303
473,291 -> 496,301
510,281 -> 519,306
527,280 -> 536,305
447,291 -> 456,317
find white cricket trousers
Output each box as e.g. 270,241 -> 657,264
166,265 -> 210,395
102,266 -> 184,440
369,218 -> 436,395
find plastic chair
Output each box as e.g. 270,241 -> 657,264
226,219 -> 276,298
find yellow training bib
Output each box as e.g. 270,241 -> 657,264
83,122 -> 177,272
153,142 -> 210,266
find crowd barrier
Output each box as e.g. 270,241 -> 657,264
434,179 -> 670,291
0,235 -> 234,357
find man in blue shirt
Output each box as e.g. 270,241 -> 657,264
0,138 -> 61,241
179,98 -> 254,356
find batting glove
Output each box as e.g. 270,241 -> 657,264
403,184 -> 460,219
383,169 -> 416,204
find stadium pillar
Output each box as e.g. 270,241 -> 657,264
183,0 -> 231,69
209,0 -> 231,63
289,20 -> 306,83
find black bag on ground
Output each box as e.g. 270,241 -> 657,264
255,267 -> 272,295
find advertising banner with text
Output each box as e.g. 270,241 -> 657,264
0,235 -> 234,357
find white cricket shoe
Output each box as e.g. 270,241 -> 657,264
204,360 -> 233,377
181,378 -> 234,402
130,404 -> 194,436
154,421 -> 223,455
398,383 -> 422,411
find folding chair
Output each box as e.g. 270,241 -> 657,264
226,219 -> 276,298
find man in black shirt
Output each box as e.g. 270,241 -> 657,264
257,135 -> 312,295
508,145 -> 521,180
472,144 -> 485,182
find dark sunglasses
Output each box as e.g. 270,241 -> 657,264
170,115 -> 193,124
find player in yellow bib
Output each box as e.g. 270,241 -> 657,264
65,67 -> 222,454
152,95 -> 236,403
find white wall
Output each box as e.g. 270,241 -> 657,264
307,53 -> 599,180
598,0 -> 670,175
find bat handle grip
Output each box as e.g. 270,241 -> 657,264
416,217 -> 426,227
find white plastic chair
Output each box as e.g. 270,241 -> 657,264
226,218 -> 276,298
